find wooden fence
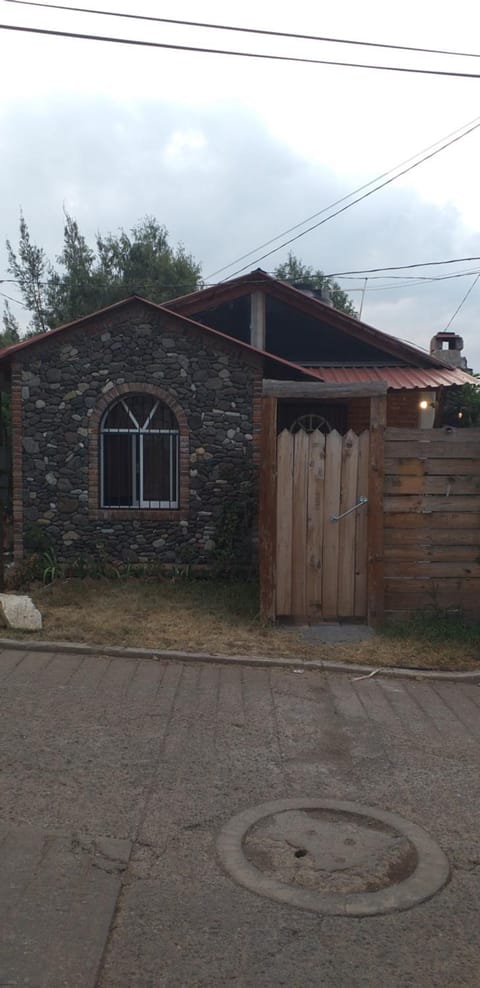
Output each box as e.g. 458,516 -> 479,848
384,427 -> 480,619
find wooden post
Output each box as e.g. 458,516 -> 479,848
259,396 -> 278,621
0,500 -> 4,592
250,291 -> 266,349
367,395 -> 386,626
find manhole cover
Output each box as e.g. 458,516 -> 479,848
217,799 -> 450,916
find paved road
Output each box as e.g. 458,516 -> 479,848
1,648 -> 480,987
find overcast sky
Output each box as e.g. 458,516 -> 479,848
1,0 -> 480,367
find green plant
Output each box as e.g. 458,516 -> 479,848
25,523 -> 51,555
381,608 -> 480,646
211,466 -> 257,579
42,547 -> 59,584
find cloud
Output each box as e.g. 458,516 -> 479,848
1,96 -> 479,368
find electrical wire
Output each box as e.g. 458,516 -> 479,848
327,256 -> 480,276
3,20 -> 480,79
4,0 -> 480,62
347,274 -> 480,294
207,113 -> 480,279
444,272 -> 480,329
335,269 -> 480,281
222,120 -> 480,279
0,290 -> 28,308
0,278 -> 206,291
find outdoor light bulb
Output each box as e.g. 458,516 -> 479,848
458,411 -> 464,419
419,400 -> 428,410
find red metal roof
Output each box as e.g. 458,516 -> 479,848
305,366 -> 477,389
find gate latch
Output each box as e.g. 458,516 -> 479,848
330,495 -> 368,523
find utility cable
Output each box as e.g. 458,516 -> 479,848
444,272 -> 480,329
0,290 -> 28,308
207,113 -> 480,279
4,0 -> 480,62
327,256 -> 480,276
334,268 -> 480,281
222,119 -> 480,279
3,21 -> 480,80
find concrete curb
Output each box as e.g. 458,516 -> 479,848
0,637 -> 479,682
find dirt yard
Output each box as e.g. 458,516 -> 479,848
1,578 -> 478,671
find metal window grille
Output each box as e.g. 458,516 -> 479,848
100,394 -> 179,508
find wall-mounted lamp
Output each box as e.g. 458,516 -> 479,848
419,400 -> 429,410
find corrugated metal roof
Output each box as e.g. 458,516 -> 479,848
305,366 -> 477,389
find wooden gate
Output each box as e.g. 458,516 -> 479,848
275,428 -> 370,620
259,380 -> 387,625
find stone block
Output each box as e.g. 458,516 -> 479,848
0,594 -> 42,630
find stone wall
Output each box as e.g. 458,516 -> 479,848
13,300 -> 262,567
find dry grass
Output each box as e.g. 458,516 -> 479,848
2,577 -> 478,671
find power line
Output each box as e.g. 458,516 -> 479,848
207,113 -> 480,279
0,290 -> 28,308
5,0 -> 480,62
444,272 -> 480,330
223,120 -> 480,279
347,271 -> 480,294
3,20 -> 480,79
335,269 -> 480,281
281,267 -> 480,294
327,256 -> 480,277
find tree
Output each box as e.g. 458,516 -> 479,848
5,212 -> 202,332
440,382 -> 480,427
6,211 -> 50,332
274,252 -> 357,316
1,301 -> 20,349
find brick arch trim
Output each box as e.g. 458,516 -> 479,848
88,382 -> 189,520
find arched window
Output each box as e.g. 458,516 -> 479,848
101,393 -> 179,508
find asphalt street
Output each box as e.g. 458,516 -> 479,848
1,647 -> 480,987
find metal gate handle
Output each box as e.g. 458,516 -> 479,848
330,495 -> 368,523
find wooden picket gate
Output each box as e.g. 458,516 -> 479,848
275,428 -> 370,620
259,380 -> 387,625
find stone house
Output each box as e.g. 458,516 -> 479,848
0,271 -> 474,570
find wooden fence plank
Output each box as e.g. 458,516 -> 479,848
337,431 -> 359,618
264,380 -> 388,399
322,430 -> 343,620
385,442 -> 480,459
384,495 -> 480,513
291,429 -> 309,617
385,545 -> 480,562
384,457 -> 425,476
306,429 -> 325,618
385,577 -> 480,593
385,457 -> 480,477
385,427 -> 480,442
385,606 -> 479,619
423,458 -> 480,476
368,395 -> 386,626
354,430 -> 370,618
384,511 -> 480,530
385,527 -> 480,547
385,591 -> 480,612
385,560 -> 480,579
259,396 -> 277,621
385,474 -> 480,496
275,429 -> 294,616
